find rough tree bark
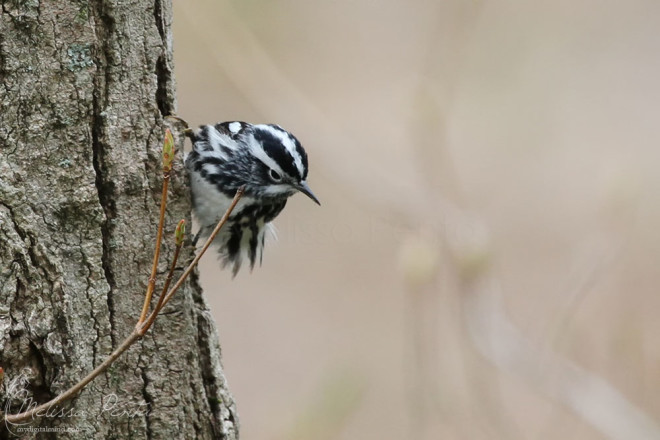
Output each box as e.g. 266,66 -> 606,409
0,0 -> 238,438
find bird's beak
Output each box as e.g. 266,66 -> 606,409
297,181 -> 321,205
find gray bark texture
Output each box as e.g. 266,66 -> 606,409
0,0 -> 238,438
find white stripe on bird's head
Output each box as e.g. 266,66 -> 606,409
253,124 -> 306,179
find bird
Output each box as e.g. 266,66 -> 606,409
184,121 -> 320,275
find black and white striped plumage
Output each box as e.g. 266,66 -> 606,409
185,121 -> 320,275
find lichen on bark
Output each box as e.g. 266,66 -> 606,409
0,1 -> 238,438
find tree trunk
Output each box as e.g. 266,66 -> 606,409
0,1 -> 238,438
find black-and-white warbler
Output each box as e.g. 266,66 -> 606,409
185,121 -> 320,275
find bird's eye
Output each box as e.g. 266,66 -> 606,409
269,169 -> 282,182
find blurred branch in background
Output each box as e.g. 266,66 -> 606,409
177,1 -> 660,439
461,257 -> 660,440
410,35 -> 660,434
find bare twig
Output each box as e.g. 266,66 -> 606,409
2,122 -> 243,425
137,129 -> 176,325
139,219 -> 186,335
145,186 -> 245,321
4,330 -> 142,425
3,189 -> 243,425
140,185 -> 244,334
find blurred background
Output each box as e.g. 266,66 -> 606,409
173,1 -> 660,439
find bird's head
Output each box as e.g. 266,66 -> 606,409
241,124 -> 320,205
